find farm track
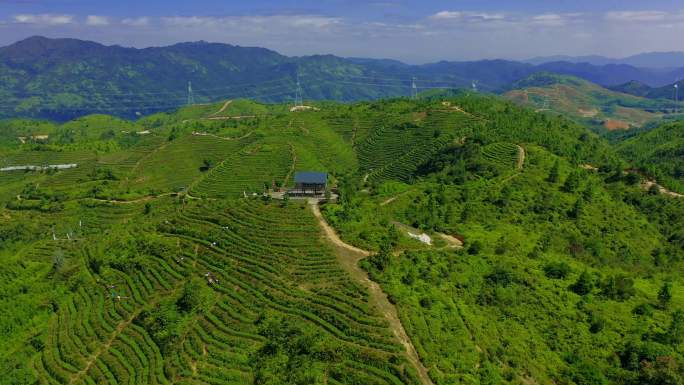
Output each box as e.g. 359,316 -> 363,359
282,144 -> 298,188
310,203 -> 435,385
380,189 -> 412,207
191,131 -> 254,141
516,145 -> 525,170
209,100 -> 232,117
642,180 -> 683,198
206,115 -> 257,121
125,140 -> 172,185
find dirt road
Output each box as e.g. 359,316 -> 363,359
209,100 -> 232,117
642,180 -> 683,198
310,203 -> 434,385
516,145 -> 525,170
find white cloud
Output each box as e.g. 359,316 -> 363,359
161,15 -> 341,31
606,11 -> 668,22
121,17 -> 150,27
86,15 -> 110,27
532,14 -> 565,26
430,11 -> 506,22
13,14 -> 74,26
431,11 -> 463,20
289,16 -> 341,28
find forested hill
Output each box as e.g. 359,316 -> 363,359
618,120 -> 684,193
504,72 -> 684,131
3,36 -> 684,121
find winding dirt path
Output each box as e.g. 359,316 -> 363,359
642,180 -> 683,198
515,145 -> 525,170
191,131 -> 254,141
281,144 -> 298,188
310,203 -> 434,385
380,189 -> 412,207
209,100 -> 232,117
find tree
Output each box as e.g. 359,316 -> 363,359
568,198 -> 584,219
570,271 -> 594,296
649,183 -> 661,195
548,160 -> 561,183
176,278 -> 212,314
624,172 -> 641,185
582,182 -> 595,202
544,261 -> 572,279
468,240 -> 483,255
199,159 -> 213,172
563,170 -> 582,192
600,274 -> 635,301
666,310 -> 684,345
567,359 -> 608,385
658,282 -> 673,309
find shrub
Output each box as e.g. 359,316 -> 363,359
570,271 -> 594,296
658,282 -> 673,309
468,240 -> 483,255
633,303 -> 655,317
543,261 -> 572,279
485,266 -> 515,287
600,274 -> 635,301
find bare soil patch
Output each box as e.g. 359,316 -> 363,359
604,119 -> 630,131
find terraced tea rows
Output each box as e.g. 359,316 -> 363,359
129,135 -> 251,193
35,199 -> 420,385
360,111 -> 480,183
366,136 -> 451,183
97,136 -> 167,177
190,142 -> 293,197
481,142 -> 521,169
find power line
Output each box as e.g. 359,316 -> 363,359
0,77 -> 294,99
0,82 -> 296,109
13,89 -> 297,113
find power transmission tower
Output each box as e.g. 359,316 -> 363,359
674,83 -> 679,114
187,81 -> 195,105
411,77 -> 418,99
294,74 -> 303,107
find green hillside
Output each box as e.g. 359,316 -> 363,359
617,120 -> 684,193
1,94 -> 683,385
609,80 -> 654,97
504,72 -> 683,132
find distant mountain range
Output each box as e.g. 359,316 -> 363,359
527,52 -> 684,69
2,36 -> 684,120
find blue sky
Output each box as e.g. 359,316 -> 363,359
1,0 -> 683,63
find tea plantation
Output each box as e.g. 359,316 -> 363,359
1,95 -> 683,385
